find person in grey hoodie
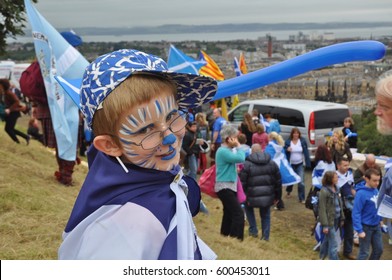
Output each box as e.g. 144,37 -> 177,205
239,144 -> 282,240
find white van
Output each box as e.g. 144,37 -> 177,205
227,99 -> 350,161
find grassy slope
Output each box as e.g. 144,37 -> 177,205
0,116 -> 390,260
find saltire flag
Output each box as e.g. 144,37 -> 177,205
231,57 -> 241,107
231,53 -> 248,107
233,57 -> 242,77
167,45 -> 206,75
259,113 -> 270,132
264,141 -> 301,187
24,0 -> 89,161
311,160 -> 336,189
198,50 -> 224,81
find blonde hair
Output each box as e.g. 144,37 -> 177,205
328,129 -> 345,151
92,74 -> 177,147
195,112 -> 208,127
269,131 -> 284,146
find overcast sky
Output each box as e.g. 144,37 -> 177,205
33,0 -> 392,29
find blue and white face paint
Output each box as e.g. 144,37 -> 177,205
117,89 -> 185,171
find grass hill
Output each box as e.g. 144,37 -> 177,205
0,115 -> 391,260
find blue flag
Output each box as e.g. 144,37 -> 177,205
264,140 -> 301,187
24,0 -> 89,161
167,45 -> 206,75
233,57 -> 242,77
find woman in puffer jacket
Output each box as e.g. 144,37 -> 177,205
239,144 -> 282,241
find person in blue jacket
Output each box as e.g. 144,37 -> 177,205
58,49 -> 218,260
352,168 -> 384,260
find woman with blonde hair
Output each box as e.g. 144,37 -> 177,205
240,112 -> 257,146
265,132 -> 300,209
327,129 -> 352,167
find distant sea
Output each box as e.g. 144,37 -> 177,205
8,26 -> 391,43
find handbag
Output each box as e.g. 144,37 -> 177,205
236,177 -> 246,204
198,164 -> 217,198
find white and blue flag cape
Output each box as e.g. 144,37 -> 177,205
168,45 -> 206,74
312,160 -> 336,189
59,146 -> 216,260
24,0 -> 89,161
264,140 -> 301,187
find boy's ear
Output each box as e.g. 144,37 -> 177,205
93,135 -> 122,157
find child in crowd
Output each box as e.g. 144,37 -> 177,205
58,49 -> 218,260
318,171 -> 345,260
352,168 -> 384,260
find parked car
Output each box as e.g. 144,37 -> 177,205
227,98 -> 350,161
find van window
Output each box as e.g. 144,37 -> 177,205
253,105 -> 273,117
254,105 -> 305,127
272,107 -> 305,127
314,109 -> 349,129
228,104 -> 249,122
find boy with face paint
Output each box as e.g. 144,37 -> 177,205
58,49 -> 218,260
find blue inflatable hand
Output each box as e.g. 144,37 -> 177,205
214,40 -> 386,100
345,128 -> 358,138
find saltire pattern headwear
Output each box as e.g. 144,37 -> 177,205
167,45 -> 206,75
24,0 -> 89,161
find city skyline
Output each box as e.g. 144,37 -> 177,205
32,0 -> 392,29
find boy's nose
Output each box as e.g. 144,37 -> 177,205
162,132 -> 176,145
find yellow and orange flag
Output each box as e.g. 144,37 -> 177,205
239,52 -> 248,74
198,50 -> 225,81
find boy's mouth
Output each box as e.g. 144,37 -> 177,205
159,146 -> 176,160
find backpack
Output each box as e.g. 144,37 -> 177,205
305,186 -> 321,218
19,61 -> 47,104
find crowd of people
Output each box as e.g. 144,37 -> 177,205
1,42 -> 392,260
180,73 -> 392,260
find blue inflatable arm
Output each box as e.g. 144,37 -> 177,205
214,40 -> 386,100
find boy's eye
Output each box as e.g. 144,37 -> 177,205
166,111 -> 178,123
137,125 -> 153,135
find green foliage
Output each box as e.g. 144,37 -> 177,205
0,0 -> 38,55
353,109 -> 392,156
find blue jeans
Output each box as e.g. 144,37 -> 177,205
357,224 -> 383,260
187,154 -> 198,181
245,205 -> 271,240
286,163 -> 305,201
320,219 -> 339,260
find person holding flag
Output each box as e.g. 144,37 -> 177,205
24,0 -> 89,186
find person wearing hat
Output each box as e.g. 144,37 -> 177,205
58,49 -> 218,260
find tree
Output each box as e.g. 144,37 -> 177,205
354,110 -> 392,156
0,0 -> 37,55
